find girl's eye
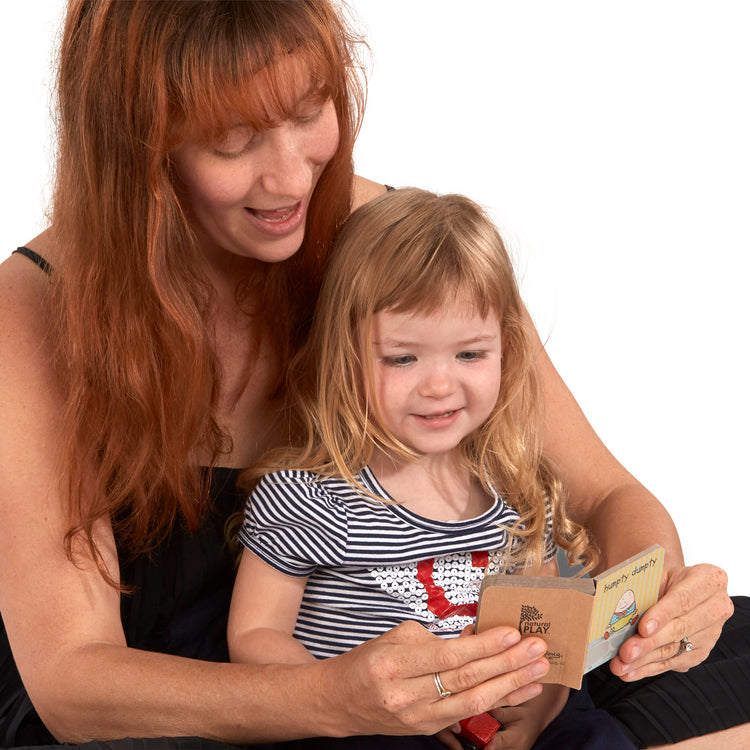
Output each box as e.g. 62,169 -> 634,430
457,350 -> 486,362
382,354 -> 415,367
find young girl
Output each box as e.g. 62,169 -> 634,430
228,189 -> 632,750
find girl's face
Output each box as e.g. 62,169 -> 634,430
368,301 -> 503,460
171,69 -> 339,269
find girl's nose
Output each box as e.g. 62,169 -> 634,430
418,368 -> 457,398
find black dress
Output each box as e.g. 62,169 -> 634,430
0,466 -> 251,750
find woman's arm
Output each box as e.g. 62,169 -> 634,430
228,549 -> 315,665
530,309 -> 733,680
0,251 -> 550,744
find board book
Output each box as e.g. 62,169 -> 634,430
476,545 -> 664,689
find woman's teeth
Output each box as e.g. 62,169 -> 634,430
250,205 -> 297,222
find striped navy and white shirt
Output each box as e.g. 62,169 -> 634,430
239,466 -> 556,659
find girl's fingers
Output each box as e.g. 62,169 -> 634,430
434,727 -> 464,750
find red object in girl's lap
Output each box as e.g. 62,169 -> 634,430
458,712 -> 502,748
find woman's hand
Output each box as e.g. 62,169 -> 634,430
610,563 -> 733,681
316,620 -> 550,738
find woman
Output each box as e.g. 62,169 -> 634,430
0,2 -> 745,749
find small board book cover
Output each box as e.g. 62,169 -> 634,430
476,545 -> 664,689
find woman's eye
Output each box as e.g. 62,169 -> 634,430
296,106 -> 323,125
383,355 -> 415,367
212,126 -> 256,158
295,92 -> 331,125
457,350 -> 486,362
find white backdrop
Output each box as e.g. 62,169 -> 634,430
2,1 -> 748,595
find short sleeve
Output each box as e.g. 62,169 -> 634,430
238,470 -> 348,577
543,497 -> 558,563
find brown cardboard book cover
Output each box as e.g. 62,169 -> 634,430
476,545 -> 664,689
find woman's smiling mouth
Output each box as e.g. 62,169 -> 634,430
248,204 -> 300,223
244,201 -> 306,236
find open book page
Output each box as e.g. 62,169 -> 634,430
583,544 -> 665,672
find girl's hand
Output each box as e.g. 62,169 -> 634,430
484,681 -> 567,750
434,725 -> 464,750
317,620 -> 550,738
610,563 -> 733,681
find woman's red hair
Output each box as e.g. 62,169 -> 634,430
51,0 -> 365,577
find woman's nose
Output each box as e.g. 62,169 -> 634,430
259,126 -> 312,199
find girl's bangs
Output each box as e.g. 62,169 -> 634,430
375,244 -> 502,322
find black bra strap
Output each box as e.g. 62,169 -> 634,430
12,247 -> 52,275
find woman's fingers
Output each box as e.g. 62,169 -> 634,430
324,620 -> 549,737
417,627 -> 549,731
639,563 -> 730,643
429,632 -> 547,695
611,563 -> 733,680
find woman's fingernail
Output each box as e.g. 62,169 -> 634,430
528,640 -> 546,658
502,630 -> 521,647
629,645 -> 641,660
645,620 -> 658,636
530,659 -> 549,677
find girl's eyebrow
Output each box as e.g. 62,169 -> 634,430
460,333 -> 499,345
373,333 -> 499,348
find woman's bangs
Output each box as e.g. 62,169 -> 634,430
174,34 -> 341,146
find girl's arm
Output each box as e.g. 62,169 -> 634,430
529,308 -> 733,680
228,549 -> 315,665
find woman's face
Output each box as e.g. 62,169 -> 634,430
171,75 -> 340,268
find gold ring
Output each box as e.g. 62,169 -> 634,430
433,672 -> 451,698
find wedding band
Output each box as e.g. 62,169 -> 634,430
677,637 -> 694,655
433,672 -> 451,699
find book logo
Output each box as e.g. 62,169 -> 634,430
519,604 -> 551,634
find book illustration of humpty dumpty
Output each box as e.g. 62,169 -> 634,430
603,588 -> 640,640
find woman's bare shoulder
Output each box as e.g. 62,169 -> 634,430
0,231 -> 57,382
351,175 -> 389,211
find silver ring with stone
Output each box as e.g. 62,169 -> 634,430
677,636 -> 694,655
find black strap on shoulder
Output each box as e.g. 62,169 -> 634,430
12,247 -> 52,275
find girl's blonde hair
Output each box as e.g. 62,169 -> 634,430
257,188 -> 595,572
52,0 -> 365,578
